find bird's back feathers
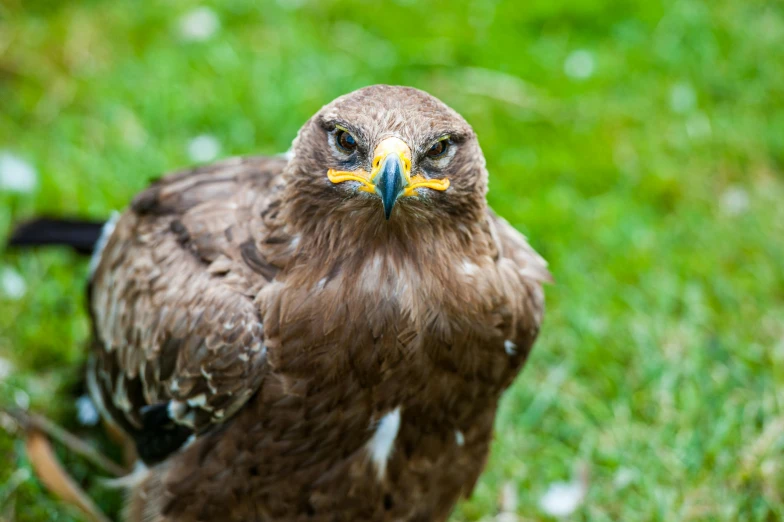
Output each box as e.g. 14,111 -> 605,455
88,156 -> 286,464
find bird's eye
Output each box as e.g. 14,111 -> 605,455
427,138 -> 449,158
336,129 -> 357,153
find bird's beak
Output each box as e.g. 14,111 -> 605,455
369,138 -> 411,220
374,151 -> 406,220
327,136 -> 450,220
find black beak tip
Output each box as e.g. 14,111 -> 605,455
376,155 -> 406,221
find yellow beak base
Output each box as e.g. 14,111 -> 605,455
327,136 -> 450,199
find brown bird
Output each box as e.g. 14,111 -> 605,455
10,85 -> 550,521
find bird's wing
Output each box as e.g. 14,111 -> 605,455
487,209 -> 551,357
88,156 -> 288,462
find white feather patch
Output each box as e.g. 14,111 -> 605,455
86,356 -> 111,427
168,400 -> 187,419
187,393 -> 207,408
88,211 -> 120,278
461,259 -> 479,275
100,461 -> 149,490
367,407 -> 401,479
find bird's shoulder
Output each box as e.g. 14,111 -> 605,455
485,208 -> 551,285
88,155 -> 292,463
483,208 -> 551,360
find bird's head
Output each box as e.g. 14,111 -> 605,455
285,85 -> 488,225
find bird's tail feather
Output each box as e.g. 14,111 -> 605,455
7,218 -> 106,255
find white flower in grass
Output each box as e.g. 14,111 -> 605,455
14,389 -> 30,410
496,481 -> 519,521
720,186 -> 750,216
178,7 -> 220,42
539,481 -> 584,517
0,152 -> 37,193
564,50 -> 595,80
1,267 -> 26,300
0,357 -> 12,381
670,82 -> 696,114
187,135 -> 221,163
613,467 -> 638,489
539,464 -> 589,518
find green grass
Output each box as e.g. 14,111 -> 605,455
1,0 -> 783,520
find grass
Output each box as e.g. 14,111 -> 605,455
1,0 -> 783,520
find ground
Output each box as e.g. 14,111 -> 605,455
1,0 -> 783,520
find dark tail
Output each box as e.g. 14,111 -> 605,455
7,218 -> 105,255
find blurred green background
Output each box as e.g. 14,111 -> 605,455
1,0 -> 783,520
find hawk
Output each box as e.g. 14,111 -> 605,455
11,85 -> 550,521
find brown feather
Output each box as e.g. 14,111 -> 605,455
88,86 -> 549,521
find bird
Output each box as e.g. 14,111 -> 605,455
8,85 -> 550,521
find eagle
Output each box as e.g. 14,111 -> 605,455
10,85 -> 550,521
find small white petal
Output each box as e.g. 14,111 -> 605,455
613,467 -> 638,489
0,153 -> 37,193
1,268 -> 27,300
14,390 -> 30,410
539,480 -> 585,518
670,82 -> 697,114
0,357 -> 12,381
187,134 -> 221,163
178,7 -> 220,41
76,395 -> 100,426
564,50 -> 595,80
499,481 -> 519,513
720,186 -> 749,216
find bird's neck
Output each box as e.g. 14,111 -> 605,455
254,168 -> 494,314
282,201 -> 482,274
